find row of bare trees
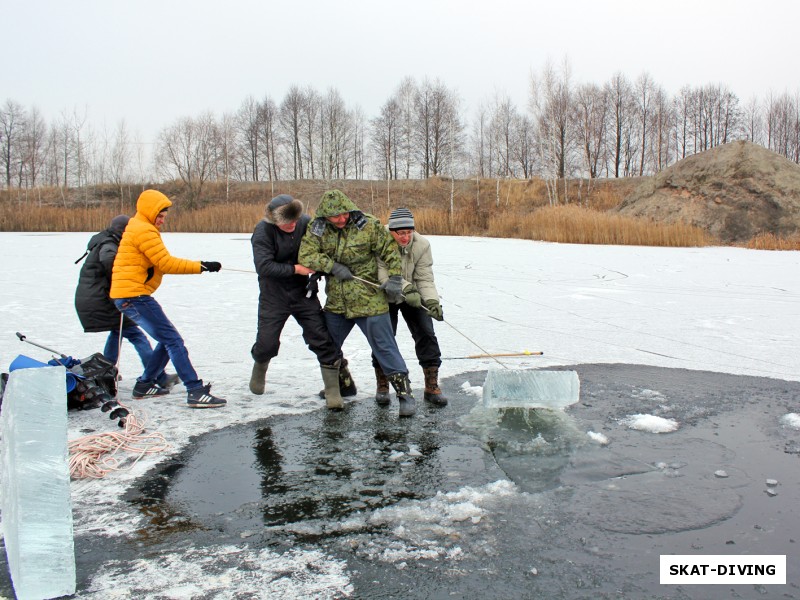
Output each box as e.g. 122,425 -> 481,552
3,65 -> 800,203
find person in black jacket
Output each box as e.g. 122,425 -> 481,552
74,215 -> 177,390
250,195 -> 356,409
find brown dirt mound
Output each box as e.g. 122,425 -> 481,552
616,141 -> 800,242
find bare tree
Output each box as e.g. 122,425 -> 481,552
396,77 -> 417,178
634,72 -> 655,176
155,112 -> 217,206
573,82 -> 608,179
258,96 -> 280,183
413,78 -> 462,178
1,99 -> 26,188
279,86 -> 305,179
371,97 -> 401,179
512,113 -> 536,178
215,112 -> 238,200
743,96 -> 763,145
237,96 -> 261,181
469,102 -> 490,178
650,85 -> 673,172
606,72 -> 635,177
351,106 -> 367,179
300,86 -> 321,179
109,119 -> 131,202
319,88 -> 352,180
488,93 -> 517,177
530,60 -> 574,202
19,106 -> 46,188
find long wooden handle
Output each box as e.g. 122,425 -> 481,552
467,351 -> 543,358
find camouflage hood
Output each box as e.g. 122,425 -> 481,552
314,189 -> 360,218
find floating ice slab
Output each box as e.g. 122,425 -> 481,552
482,369 -> 580,409
1,366 -> 76,600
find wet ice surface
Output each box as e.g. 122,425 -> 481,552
88,365 -> 800,599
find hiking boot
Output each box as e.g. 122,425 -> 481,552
387,372 -> 416,417
132,380 -> 170,399
249,360 -> 269,395
157,373 -> 181,390
187,383 -> 227,408
319,358 -> 358,399
422,366 -> 448,406
375,366 -> 391,406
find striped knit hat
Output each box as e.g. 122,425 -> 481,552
387,207 -> 415,230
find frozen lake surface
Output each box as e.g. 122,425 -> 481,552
1,232 -> 799,598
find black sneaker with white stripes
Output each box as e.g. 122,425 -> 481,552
186,383 -> 226,409
132,380 -> 170,399
156,373 -> 181,390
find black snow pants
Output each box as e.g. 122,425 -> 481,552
251,294 -> 341,366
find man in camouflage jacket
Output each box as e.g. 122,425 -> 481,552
298,189 -> 417,417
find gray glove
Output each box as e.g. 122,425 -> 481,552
330,262 -> 354,281
403,285 -> 422,308
380,275 -> 403,303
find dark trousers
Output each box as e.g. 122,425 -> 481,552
325,311 -> 407,376
372,303 -> 442,369
251,296 -> 341,366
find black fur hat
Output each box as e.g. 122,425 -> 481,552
265,194 -> 304,225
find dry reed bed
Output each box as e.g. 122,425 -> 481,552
0,202 -> 713,247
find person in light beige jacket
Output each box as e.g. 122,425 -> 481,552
376,207 -> 447,407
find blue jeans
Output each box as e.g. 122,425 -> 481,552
113,296 -> 202,390
324,311 -> 407,376
103,325 -> 153,369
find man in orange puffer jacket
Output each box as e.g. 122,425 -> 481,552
110,189 -> 226,408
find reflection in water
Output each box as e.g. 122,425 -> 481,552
462,406 -> 586,493
137,403 -> 450,530
252,406 -> 444,527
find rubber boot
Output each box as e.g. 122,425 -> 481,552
249,360 -> 269,395
375,366 -> 391,406
321,361 -> 344,410
387,372 -> 416,417
338,358 -> 358,396
422,366 -> 448,406
319,357 -> 358,399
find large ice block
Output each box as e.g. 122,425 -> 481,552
1,366 -> 76,599
483,369 -> 580,409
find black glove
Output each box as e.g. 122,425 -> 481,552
330,262 -> 354,281
380,275 -> 403,303
403,285 -> 422,308
424,299 -> 444,321
305,273 -> 321,297
201,261 -> 222,272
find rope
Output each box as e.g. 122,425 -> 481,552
68,402 -> 171,479
68,314 -> 171,480
358,274 -> 509,368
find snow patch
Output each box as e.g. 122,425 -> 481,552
460,381 -> 483,396
780,413 -> 800,430
587,431 -> 609,445
621,414 -> 679,433
81,546 -> 352,599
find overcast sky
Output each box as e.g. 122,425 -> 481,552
3,0 -> 798,146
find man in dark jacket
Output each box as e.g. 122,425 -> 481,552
74,215 -> 176,389
250,194 -> 356,409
